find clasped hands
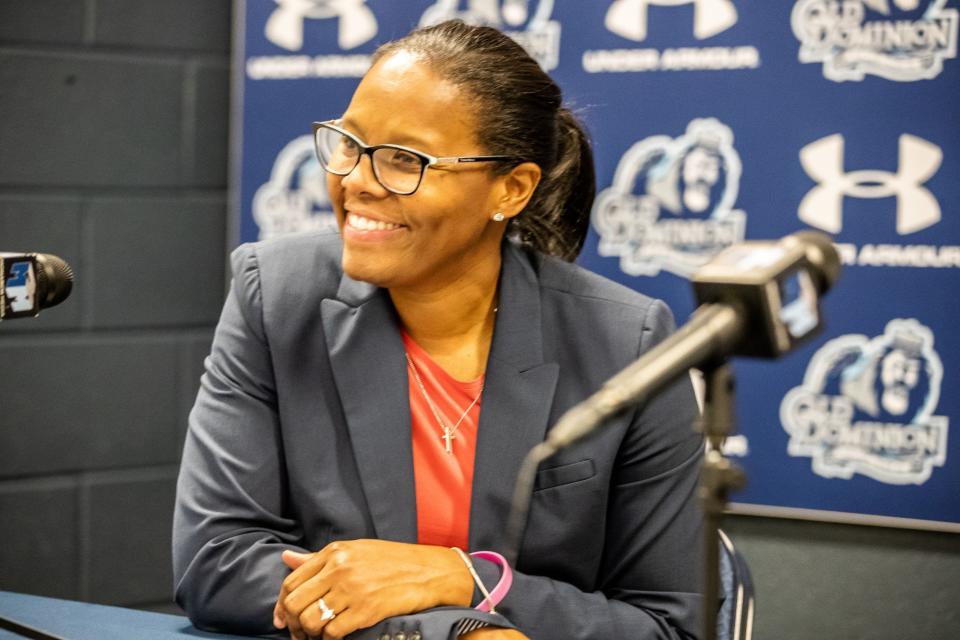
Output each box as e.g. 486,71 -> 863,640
273,538 -> 528,640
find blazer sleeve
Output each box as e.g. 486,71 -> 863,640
172,244 -> 306,634
347,607 -> 518,640
472,299 -> 704,640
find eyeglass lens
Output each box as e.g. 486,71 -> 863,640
315,126 -> 425,194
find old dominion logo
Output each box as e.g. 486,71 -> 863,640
252,135 -> 338,240
780,318 -> 948,484
420,0 -> 561,70
592,118 -> 746,278
792,0 -> 958,82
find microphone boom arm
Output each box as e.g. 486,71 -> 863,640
546,303 -> 744,451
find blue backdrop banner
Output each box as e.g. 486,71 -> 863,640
232,0 -> 960,530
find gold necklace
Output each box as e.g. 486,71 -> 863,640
405,353 -> 483,455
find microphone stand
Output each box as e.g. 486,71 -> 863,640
698,363 -> 745,640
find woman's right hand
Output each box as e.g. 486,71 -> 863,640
274,541 -> 474,639
461,629 -> 529,640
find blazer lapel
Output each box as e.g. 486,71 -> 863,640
469,245 -> 559,552
321,276 -> 417,543
320,245 -> 559,550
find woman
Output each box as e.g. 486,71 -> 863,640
173,20 -> 703,640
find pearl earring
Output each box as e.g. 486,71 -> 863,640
492,212 -> 505,222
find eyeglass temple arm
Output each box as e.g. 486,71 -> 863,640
434,156 -> 516,164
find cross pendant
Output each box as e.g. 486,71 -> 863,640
442,429 -> 455,454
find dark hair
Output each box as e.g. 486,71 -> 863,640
372,20 -> 595,261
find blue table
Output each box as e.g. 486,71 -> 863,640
0,592 -> 272,639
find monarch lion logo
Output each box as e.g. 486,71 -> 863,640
781,318 -> 948,484
420,1 -> 562,69
592,118 -> 746,277
253,136 -> 338,240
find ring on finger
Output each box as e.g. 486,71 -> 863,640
317,597 -> 336,622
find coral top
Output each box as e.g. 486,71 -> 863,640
402,331 -> 483,551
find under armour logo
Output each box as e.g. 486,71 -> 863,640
266,0 -> 377,51
799,134 -> 942,235
605,0 -> 738,41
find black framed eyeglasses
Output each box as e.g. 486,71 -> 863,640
312,120 -> 518,195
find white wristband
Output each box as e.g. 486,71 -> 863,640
451,547 -> 497,614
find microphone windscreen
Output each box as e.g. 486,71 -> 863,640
35,253 -> 74,309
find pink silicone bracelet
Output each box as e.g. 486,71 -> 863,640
470,551 -> 513,612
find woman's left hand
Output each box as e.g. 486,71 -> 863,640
273,539 -> 473,640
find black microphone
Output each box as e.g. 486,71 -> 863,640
1,252 -> 74,321
504,232 -> 840,562
545,231 -> 840,451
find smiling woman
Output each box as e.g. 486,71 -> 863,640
323,56 -> 535,300
173,19 -> 703,640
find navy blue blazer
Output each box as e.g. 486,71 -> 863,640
173,231 -> 704,639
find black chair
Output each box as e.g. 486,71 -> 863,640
717,529 -> 755,640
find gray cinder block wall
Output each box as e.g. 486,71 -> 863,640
0,0 -> 230,609
0,2 -> 958,637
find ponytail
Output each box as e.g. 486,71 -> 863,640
509,108 -> 596,261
